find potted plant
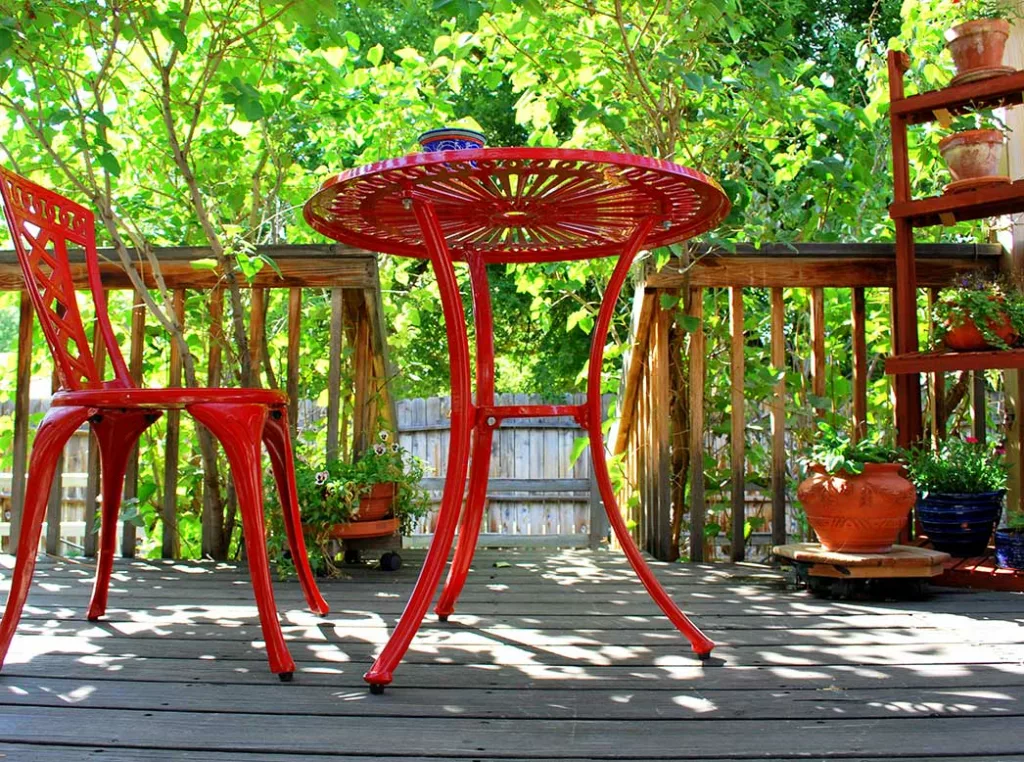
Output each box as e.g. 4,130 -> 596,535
938,111 -> 1010,192
796,423 -> 915,554
904,436 -> 1006,557
994,516 -> 1024,570
931,272 -> 1024,352
270,432 -> 430,576
944,0 -> 1017,84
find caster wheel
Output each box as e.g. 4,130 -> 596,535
278,672 -> 293,683
369,683 -> 386,695
380,552 -> 402,572
344,549 -> 361,565
438,614 -> 450,622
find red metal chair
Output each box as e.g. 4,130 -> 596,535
0,167 -> 328,681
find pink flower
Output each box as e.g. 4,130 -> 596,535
996,447 -> 1006,456
965,436 -> 978,444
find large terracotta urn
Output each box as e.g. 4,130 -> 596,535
797,463 -> 915,553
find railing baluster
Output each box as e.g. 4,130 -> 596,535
927,287 -> 946,443
650,298 -> 671,560
287,288 -> 302,439
122,291 -> 146,558
9,291 -> 33,555
45,370 -> 63,555
249,287 -> 265,388
852,287 -> 868,442
770,287 -> 786,548
327,288 -> 343,462
810,286 -> 826,417
729,287 -> 745,562
688,286 -> 706,562
84,297 -> 109,558
162,289 -> 185,559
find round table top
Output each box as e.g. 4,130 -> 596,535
304,147 -> 731,263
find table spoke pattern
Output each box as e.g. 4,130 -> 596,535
304,148 -> 730,262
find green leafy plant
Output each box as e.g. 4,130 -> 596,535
902,436 -> 1007,495
949,0 -> 1024,22
932,272 -> 1024,350
268,432 -> 430,576
803,422 -> 896,476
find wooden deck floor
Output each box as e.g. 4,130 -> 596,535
2,548 -> 1024,761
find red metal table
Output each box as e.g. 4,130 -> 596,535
304,147 -> 731,692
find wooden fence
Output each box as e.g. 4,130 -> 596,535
0,244 -> 394,558
614,242 -> 1004,561
400,393 -> 613,548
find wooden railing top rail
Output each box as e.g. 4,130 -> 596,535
646,242 -> 1004,288
0,243 -> 380,290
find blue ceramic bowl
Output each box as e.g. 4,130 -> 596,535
995,528 -> 1024,570
917,490 -> 1004,557
418,128 -> 486,153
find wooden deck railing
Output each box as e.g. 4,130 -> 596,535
0,243 -> 394,558
613,242 -> 1004,562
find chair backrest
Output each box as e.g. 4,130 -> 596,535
0,167 -> 132,390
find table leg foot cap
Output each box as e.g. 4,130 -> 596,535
369,683 -> 386,695
438,614 -> 450,622
696,652 -> 712,661
278,672 -> 294,683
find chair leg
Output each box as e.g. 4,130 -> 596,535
435,425 -> 493,619
188,402 -> 296,679
86,410 -> 160,621
262,407 -> 329,616
0,406 -> 92,669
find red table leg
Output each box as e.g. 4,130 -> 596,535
435,255 -> 495,620
585,219 -> 715,659
364,199 -> 474,693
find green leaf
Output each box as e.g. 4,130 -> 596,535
167,27 -> 188,53
678,315 -> 701,332
366,43 -> 384,67
238,94 -> 265,121
97,153 -> 121,177
0,28 -> 14,56
190,258 -> 219,271
569,435 -> 589,467
659,294 -> 679,310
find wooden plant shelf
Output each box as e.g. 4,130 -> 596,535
892,68 -> 1024,126
886,347 -> 1024,374
889,179 -> 1024,228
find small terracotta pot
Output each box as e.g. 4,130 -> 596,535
939,129 -> 1005,181
945,18 -> 1011,76
943,311 -> 1017,351
797,463 -> 915,554
353,482 -> 396,522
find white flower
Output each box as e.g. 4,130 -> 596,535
390,443 -> 400,453
379,431 -> 390,442
373,443 -> 387,455
315,470 -> 329,485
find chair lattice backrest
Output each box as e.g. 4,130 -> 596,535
0,167 -> 132,391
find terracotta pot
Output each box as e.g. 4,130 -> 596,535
943,310 -> 1016,351
797,463 -> 915,553
353,481 -> 396,522
939,129 -> 1005,181
945,18 -> 1011,76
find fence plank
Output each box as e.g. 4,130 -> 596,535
688,287 -> 706,562
45,371 -> 63,556
729,287 -> 745,563
770,287 -> 786,548
651,300 -> 672,560
8,292 -> 33,555
161,290 -> 185,559
121,291 -> 146,558
286,289 -> 301,439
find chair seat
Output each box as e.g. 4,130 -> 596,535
52,386 -> 289,409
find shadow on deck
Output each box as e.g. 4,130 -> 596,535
1,548 -> 1024,760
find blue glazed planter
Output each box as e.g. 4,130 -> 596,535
418,127 -> 486,152
994,528 -> 1024,570
917,490 -> 1004,557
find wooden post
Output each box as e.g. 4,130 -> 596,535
810,286 -> 826,417
770,287 -> 787,548
353,303 -> 372,459
729,287 -> 745,562
588,467 -> 609,549
852,287 -> 868,442
972,372 -> 987,445
688,287 -> 706,562
208,287 -> 224,388
651,300 -> 672,560
84,306 -> 109,558
327,288 -> 343,462
999,3 -> 1024,519
8,292 -> 32,556
249,287 -> 265,388
122,291 -> 146,558
287,288 -> 302,439
45,370 -> 64,555
161,289 -> 185,559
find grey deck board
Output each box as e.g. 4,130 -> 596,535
2,548 -> 1024,760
